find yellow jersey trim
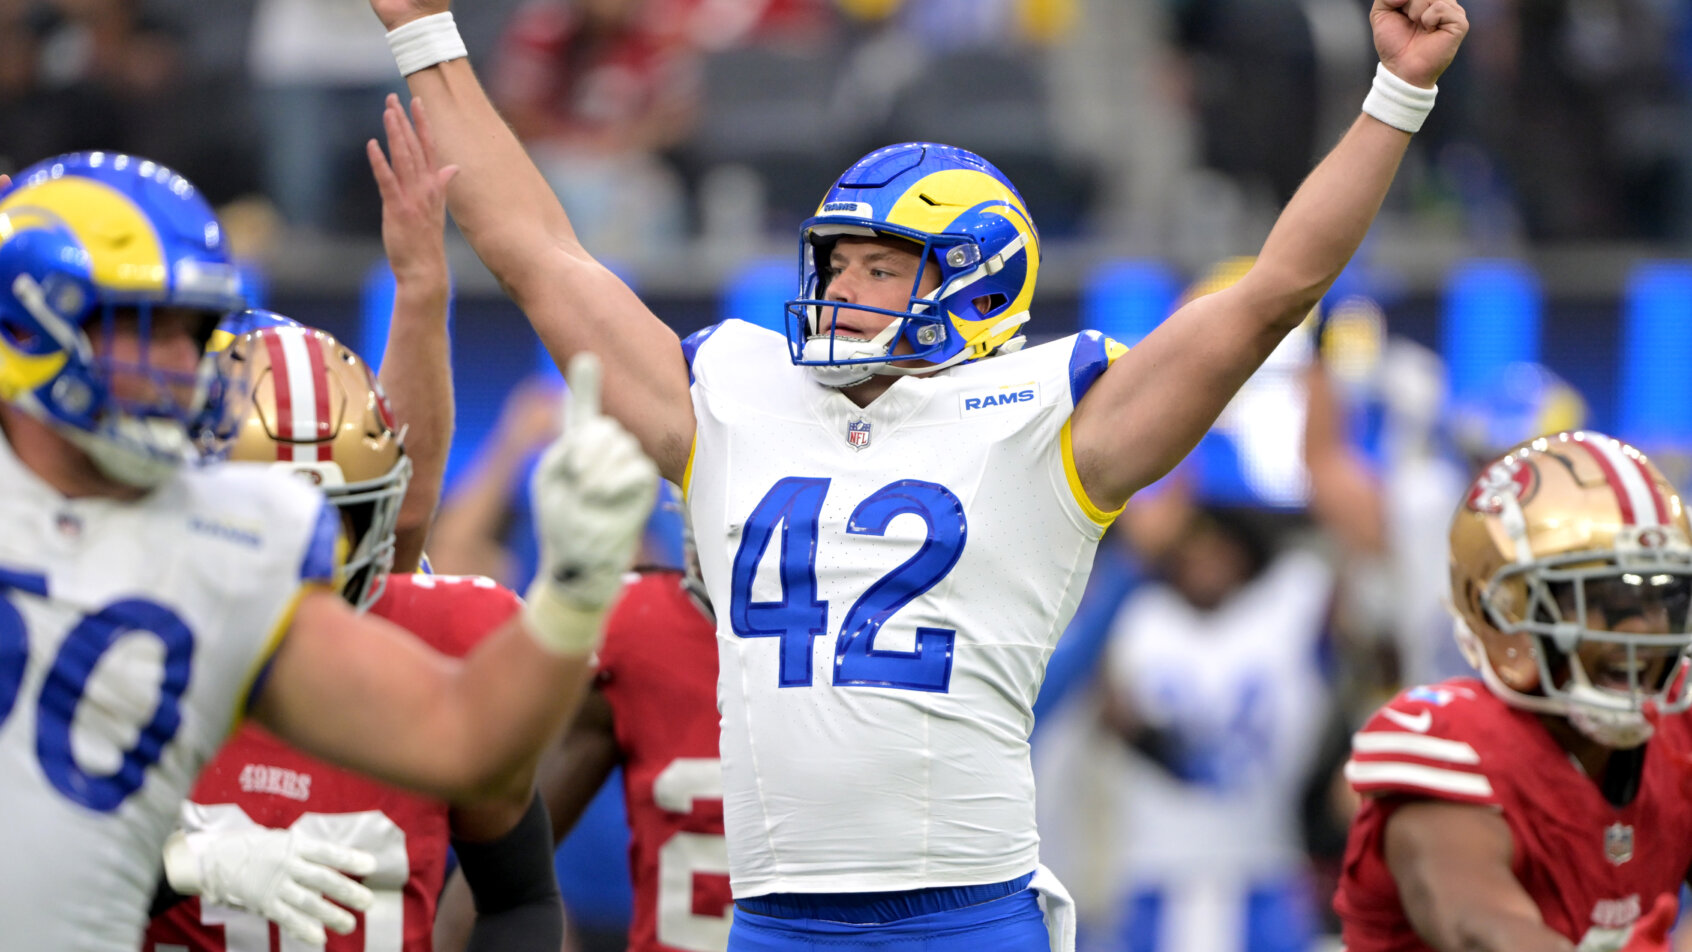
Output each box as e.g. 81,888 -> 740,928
1061,418 -> 1124,527
230,582 -> 332,736
682,433 -> 698,499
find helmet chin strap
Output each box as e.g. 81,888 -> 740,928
1566,688 -> 1655,749
62,414 -> 196,488
801,320 -> 904,389
802,310 -> 1033,390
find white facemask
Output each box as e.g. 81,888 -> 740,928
801,322 -> 903,389
1565,685 -> 1656,749
65,414 -> 197,489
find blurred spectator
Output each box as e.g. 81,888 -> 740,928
1425,0 -> 1691,241
0,0 -> 189,174
1304,301 -> 1589,695
1303,297 -> 1468,695
248,0 -> 407,234
834,0 -> 1076,48
489,0 -> 843,256
827,0 -> 1095,235
674,0 -> 846,242
0,1 -> 54,172
488,0 -> 704,261
1166,0 -> 1318,211
1092,488 -> 1338,952
34,0 -> 180,97
426,374 -> 563,584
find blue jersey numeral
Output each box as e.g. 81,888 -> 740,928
0,591 -> 29,726
729,477 -> 831,687
729,479 -> 966,692
0,567 -> 195,812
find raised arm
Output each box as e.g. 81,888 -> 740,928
1302,359 -> 1388,555
433,687 -> 619,952
360,2 -> 695,483
253,591 -> 584,801
1069,0 -> 1468,510
367,93 -> 459,571
252,355 -> 659,801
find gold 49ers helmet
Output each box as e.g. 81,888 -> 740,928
224,322 -> 411,612
1450,430 -> 1692,748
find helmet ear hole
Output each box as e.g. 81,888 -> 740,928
1463,577 -> 1541,690
1493,633 -> 1540,690
809,236 -> 838,299
0,318 -> 38,350
1461,578 -> 1488,628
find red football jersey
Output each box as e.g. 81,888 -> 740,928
1335,677 -> 1692,951
144,573 -> 521,952
597,569 -> 729,952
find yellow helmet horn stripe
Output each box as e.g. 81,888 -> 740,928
0,178 -> 168,296
884,169 -> 1031,236
0,350 -> 69,401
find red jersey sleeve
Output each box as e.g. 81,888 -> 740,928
1344,680 -> 1501,807
372,573 -> 522,658
1337,680 -> 1692,952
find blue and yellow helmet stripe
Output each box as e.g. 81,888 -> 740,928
0,151 -> 246,484
786,143 -> 1042,373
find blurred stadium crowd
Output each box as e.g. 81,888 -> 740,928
8,1 -> 1692,950
6,0 -> 1692,259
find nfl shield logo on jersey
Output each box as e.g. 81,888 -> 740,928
846,419 -> 872,450
1604,822 -> 1634,865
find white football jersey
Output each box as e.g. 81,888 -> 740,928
1095,548 -> 1333,952
1101,548 -> 1333,879
684,320 -> 1124,897
0,432 -> 339,951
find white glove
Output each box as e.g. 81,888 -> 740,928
162,826 -> 377,945
524,352 -> 659,653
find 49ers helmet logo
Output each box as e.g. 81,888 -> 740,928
1466,457 -> 1539,514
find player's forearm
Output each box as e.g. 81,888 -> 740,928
1302,365 -> 1388,553
430,622 -> 600,802
379,279 -> 454,571
1250,114 -> 1408,324
404,61 -> 585,282
432,873 -> 477,952
1419,905 -> 1577,952
302,638 -> 589,801
456,791 -> 566,952
398,63 -> 693,480
1400,864 -> 1568,951
536,710 -> 620,843
1388,803 -> 1570,952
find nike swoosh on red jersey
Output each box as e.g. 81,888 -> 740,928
1380,707 -> 1432,733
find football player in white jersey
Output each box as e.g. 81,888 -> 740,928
363,1 -> 1468,948
0,152 -> 657,951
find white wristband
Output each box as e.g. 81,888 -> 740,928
521,581 -> 609,656
1361,62 -> 1437,134
386,12 -> 467,77
161,829 -> 204,895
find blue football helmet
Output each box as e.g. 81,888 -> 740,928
785,142 -> 1040,387
209,307 -> 302,354
1451,362 -> 1588,462
0,152 -> 246,486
